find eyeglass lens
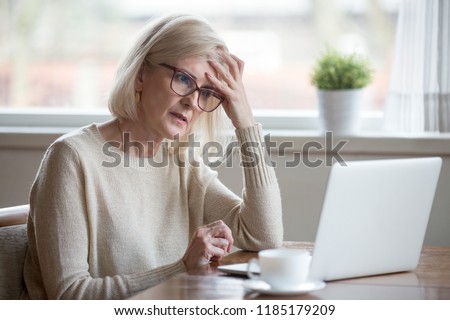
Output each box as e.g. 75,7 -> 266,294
171,71 -> 222,112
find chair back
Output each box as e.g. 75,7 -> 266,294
0,204 -> 29,227
0,205 -> 29,299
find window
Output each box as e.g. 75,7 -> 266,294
0,0 -> 398,116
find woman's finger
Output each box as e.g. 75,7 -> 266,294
206,72 -> 230,97
208,60 -> 236,90
182,220 -> 235,270
207,241 -> 227,262
206,221 -> 234,252
218,50 -> 241,78
230,54 -> 245,73
210,237 -> 230,253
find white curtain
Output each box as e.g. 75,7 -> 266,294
384,0 -> 450,133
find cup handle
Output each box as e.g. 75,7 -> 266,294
247,258 -> 260,280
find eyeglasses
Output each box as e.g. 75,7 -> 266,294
160,63 -> 225,112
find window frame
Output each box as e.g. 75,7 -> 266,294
0,108 -> 384,133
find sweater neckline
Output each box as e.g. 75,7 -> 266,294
87,123 -> 169,171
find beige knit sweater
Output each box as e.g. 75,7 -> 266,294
22,123 -> 283,299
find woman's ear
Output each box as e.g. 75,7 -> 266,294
134,65 -> 144,91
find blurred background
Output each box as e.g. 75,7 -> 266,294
2,0 -> 450,247
0,0 -> 398,112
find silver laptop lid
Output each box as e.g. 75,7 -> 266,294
309,157 -> 442,281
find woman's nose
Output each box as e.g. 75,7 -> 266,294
181,89 -> 200,109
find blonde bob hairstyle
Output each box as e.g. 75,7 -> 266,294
108,13 -> 232,147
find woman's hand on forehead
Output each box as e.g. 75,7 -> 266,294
206,51 -> 256,129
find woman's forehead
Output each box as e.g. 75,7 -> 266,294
173,57 -> 217,82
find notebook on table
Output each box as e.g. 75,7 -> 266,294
218,157 -> 442,281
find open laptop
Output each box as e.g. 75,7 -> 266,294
219,157 -> 442,281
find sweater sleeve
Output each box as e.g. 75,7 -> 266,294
199,124 -> 284,251
26,140 -> 186,300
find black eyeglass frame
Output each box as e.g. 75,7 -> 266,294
159,63 -> 225,112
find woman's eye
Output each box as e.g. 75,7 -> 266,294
200,90 -> 212,99
175,72 -> 192,86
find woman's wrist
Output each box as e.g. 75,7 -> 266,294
231,112 -> 257,130
234,121 -> 257,130
235,123 -> 263,144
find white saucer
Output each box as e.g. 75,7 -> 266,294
243,279 -> 326,296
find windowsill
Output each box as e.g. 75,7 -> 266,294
2,126 -> 450,156
1,108 -> 450,155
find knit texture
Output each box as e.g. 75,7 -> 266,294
22,123 -> 283,299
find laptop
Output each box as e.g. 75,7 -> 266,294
219,157 -> 442,281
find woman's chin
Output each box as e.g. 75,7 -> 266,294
162,122 -> 192,140
167,129 -> 187,140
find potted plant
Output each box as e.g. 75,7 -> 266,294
311,48 -> 373,135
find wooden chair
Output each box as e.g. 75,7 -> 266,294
0,204 -> 29,227
0,205 -> 29,299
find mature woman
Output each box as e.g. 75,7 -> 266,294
22,13 -> 283,299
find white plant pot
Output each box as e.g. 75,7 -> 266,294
317,88 -> 363,136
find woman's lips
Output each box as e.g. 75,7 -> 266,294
170,112 -> 188,124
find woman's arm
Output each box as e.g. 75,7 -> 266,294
199,124 -> 284,251
26,141 -> 185,299
201,52 -> 283,250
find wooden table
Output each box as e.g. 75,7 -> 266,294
130,242 -> 450,300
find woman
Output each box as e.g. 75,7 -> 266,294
22,13 -> 283,299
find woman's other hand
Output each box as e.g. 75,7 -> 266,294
207,52 -> 256,130
182,220 -> 234,270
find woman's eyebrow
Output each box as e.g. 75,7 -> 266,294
178,67 -> 217,89
202,84 -> 217,90
177,67 -> 198,80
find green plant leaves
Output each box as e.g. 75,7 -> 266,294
311,48 -> 373,90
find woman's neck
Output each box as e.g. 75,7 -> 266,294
117,118 -> 162,158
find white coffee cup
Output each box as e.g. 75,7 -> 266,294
247,248 -> 311,290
